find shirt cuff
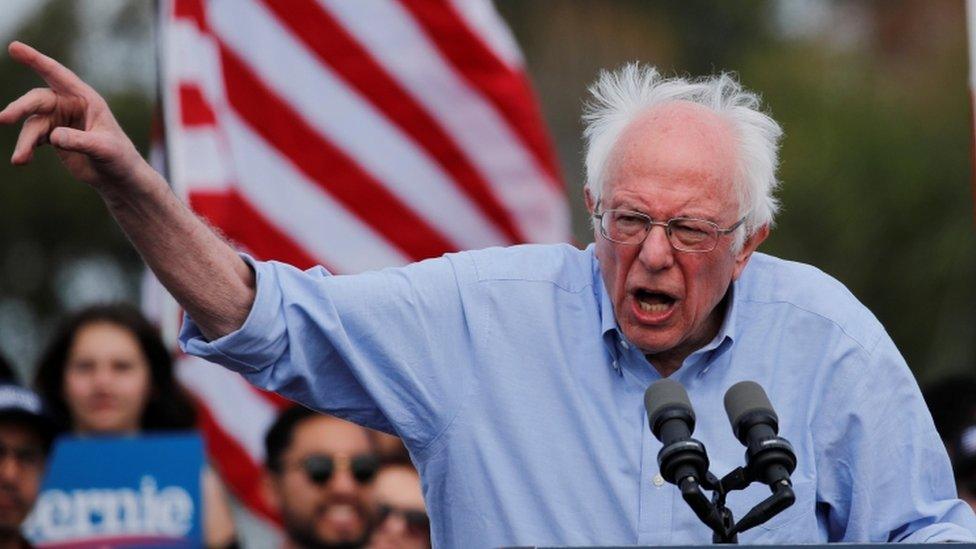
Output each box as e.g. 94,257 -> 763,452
178,253 -> 288,373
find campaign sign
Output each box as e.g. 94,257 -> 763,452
24,432 -> 204,548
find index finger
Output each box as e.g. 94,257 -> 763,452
8,41 -> 91,96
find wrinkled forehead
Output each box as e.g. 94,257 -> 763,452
602,100 -> 738,201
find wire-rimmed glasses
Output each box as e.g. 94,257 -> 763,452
593,208 -> 745,253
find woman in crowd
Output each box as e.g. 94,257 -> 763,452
34,303 -> 238,548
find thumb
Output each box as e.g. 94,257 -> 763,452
49,126 -> 101,156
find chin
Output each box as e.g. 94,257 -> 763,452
621,325 -> 680,355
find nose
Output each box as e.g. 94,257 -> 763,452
0,455 -> 20,483
638,223 -> 675,271
327,468 -> 359,496
91,362 -> 114,386
380,513 -> 407,535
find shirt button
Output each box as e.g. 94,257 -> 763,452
652,474 -> 665,487
620,340 -> 630,349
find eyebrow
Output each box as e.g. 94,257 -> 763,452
609,202 -> 720,223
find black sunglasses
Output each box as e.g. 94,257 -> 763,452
376,503 -> 430,536
300,453 -> 380,485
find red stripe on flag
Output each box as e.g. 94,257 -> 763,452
262,0 -> 525,245
193,397 -> 281,525
179,84 -> 217,127
218,44 -> 459,262
189,190 -> 325,271
172,0 -> 208,32
398,0 -> 563,189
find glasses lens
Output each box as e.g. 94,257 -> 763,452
351,454 -> 379,484
669,218 -> 717,251
302,455 -> 334,485
602,210 -> 648,244
403,510 -> 430,535
377,504 -> 430,537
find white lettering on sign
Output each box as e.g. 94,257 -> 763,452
25,476 -> 194,541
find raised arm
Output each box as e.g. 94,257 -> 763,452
0,41 -> 252,340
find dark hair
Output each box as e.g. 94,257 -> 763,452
923,375 -> 976,490
264,405 -> 319,473
924,375 -> 976,443
34,303 -> 197,432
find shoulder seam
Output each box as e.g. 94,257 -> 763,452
739,298 -> 881,356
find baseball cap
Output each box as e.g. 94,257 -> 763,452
0,382 -> 61,452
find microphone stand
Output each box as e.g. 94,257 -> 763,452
666,464 -> 796,543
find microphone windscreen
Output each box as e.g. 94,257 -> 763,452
724,380 -> 777,427
644,378 -> 693,425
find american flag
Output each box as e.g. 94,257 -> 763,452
147,0 -> 569,526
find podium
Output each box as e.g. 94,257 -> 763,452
508,543 -> 976,549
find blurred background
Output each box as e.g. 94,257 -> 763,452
0,0 -> 973,383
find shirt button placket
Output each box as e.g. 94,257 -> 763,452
637,408 -> 674,544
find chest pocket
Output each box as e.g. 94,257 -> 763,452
732,480 -> 818,542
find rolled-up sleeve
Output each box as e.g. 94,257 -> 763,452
179,252 -> 477,452
180,254 -> 288,372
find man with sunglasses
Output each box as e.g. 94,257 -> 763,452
4,41 -> 976,547
263,406 -> 379,549
367,463 -> 430,549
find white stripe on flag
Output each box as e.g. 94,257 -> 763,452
446,0 -> 525,70
168,19 -> 226,100
969,0 -> 976,90
173,127 -> 232,192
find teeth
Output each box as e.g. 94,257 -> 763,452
638,300 -> 670,313
326,505 -> 357,521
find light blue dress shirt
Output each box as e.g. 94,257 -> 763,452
181,244 -> 976,547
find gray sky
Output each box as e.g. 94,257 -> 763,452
0,0 -> 45,42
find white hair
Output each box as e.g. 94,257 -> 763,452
582,64 -> 783,251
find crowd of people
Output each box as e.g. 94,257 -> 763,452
0,303 -> 431,549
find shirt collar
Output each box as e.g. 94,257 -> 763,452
591,245 -> 740,373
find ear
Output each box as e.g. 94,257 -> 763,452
732,224 -> 769,281
261,470 -> 283,515
584,187 -> 597,215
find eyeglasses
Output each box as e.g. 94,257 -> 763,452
292,453 -> 380,485
376,503 -> 430,537
0,442 -> 44,469
593,205 -> 745,253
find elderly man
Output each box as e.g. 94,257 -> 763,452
2,41 -> 975,547
262,406 -> 378,549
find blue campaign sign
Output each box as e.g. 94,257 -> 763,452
24,432 -> 204,548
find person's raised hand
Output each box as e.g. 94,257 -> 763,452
0,41 -> 152,195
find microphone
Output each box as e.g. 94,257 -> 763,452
644,379 -> 709,485
723,381 -> 797,487
645,380 -> 727,536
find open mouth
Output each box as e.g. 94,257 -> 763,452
635,289 -> 676,314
